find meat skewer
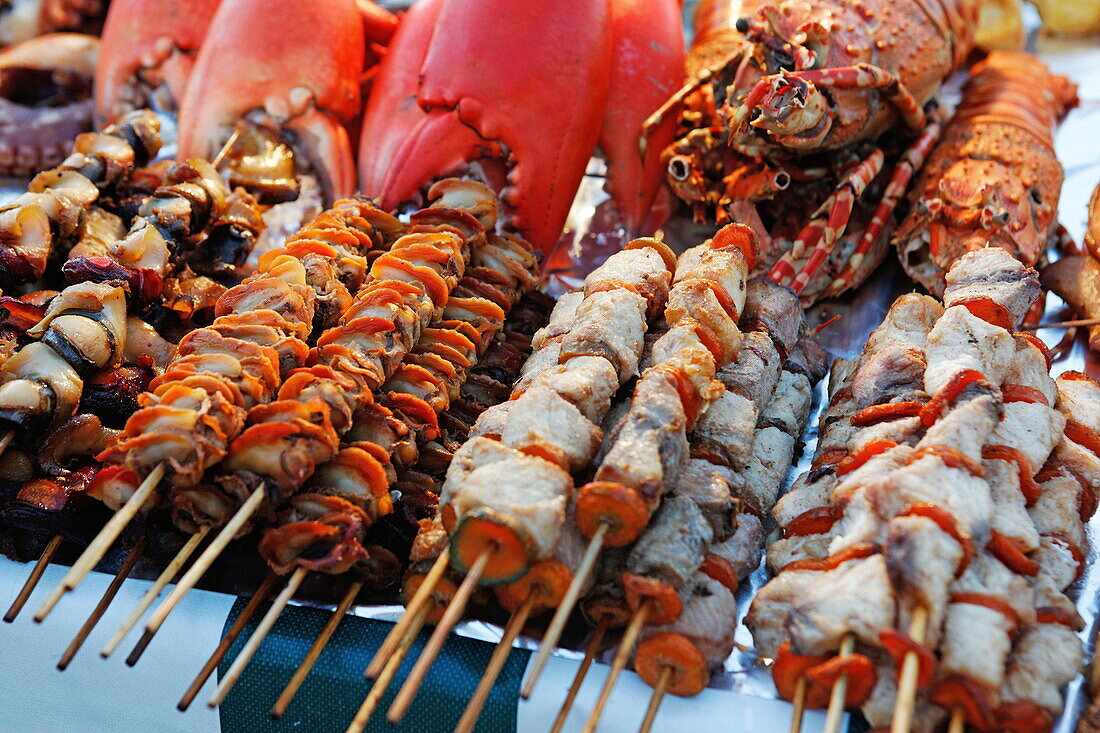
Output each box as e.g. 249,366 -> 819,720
206,181 -> 538,707
381,238 -> 681,723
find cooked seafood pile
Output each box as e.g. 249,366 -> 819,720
748,247 -> 1098,731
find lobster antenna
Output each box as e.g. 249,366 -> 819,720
522,522 -> 607,698
127,485 -> 266,666
455,591 -> 539,733
581,599 -> 652,733
101,527 -> 210,658
639,665 -> 673,733
270,579 -> 363,718
4,534 -> 61,623
365,548 -> 450,679
347,602 -> 432,733
386,546 -> 494,723
57,536 -> 147,670
178,572 -> 279,711
35,463 -> 165,622
822,633 -> 856,733
208,566 -> 309,707
549,614 -> 612,733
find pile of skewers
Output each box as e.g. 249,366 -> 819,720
749,247 -> 1099,732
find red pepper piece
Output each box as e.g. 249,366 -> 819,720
836,439 -> 897,477
1000,383 -> 1049,405
994,701 -> 1053,733
622,573 -> 683,625
803,653 -> 877,707
772,642 -> 831,709
1014,333 -> 1052,370
710,222 -> 758,270
698,553 -> 739,595
812,449 -> 848,469
1065,419 -> 1100,457
929,675 -> 996,732
919,369 -> 987,427
908,445 -> 985,477
899,503 -> 972,576
949,592 -> 1021,629
988,530 -> 1040,577
851,401 -> 924,428
1043,533 -> 1085,581
982,445 -> 1040,505
878,627 -> 936,690
1061,370 -> 1096,383
1035,605 -> 1084,630
783,506 -> 838,538
655,365 -> 700,426
784,542 -> 878,573
953,297 -> 1013,330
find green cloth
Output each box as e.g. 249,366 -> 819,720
218,598 -> 530,733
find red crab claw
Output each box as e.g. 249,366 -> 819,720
176,0 -> 379,202
93,0 -> 220,125
359,0 -> 612,252
602,0 -> 684,235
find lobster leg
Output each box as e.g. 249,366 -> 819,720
768,148 -> 885,294
826,115 -> 945,297
753,63 -> 927,133
641,55 -> 741,160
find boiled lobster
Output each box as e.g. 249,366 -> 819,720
659,0 -> 978,302
893,50 -> 1077,294
94,0 -> 396,205
357,0 -> 684,253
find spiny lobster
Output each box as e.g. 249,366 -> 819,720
655,0 -> 979,303
893,50 -> 1077,295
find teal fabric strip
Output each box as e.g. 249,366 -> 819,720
218,598 -> 530,733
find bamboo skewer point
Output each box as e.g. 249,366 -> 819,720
387,544 -> 494,724
823,633 -> 855,733
522,521 -> 608,699
366,548 -> 450,680
270,579 -> 363,719
4,534 -> 62,623
550,614 -> 611,733
57,537 -> 146,670
347,603 -> 431,733
581,599 -> 651,733
891,606 -> 929,733
177,572 -> 278,712
638,665 -> 672,733
35,462 -> 164,623
101,527 -> 209,658
208,566 -> 309,708
455,591 -> 538,733
789,677 -> 808,733
947,706 -> 965,733
130,485 -> 265,666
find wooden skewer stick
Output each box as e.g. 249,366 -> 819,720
581,599 -> 652,733
208,566 -> 308,707
823,633 -> 856,733
4,534 -> 62,623
0,429 -> 13,456
1021,317 -> 1100,330
638,665 -> 673,733
346,602 -> 432,733
891,606 -> 929,733
270,580 -> 363,719
129,485 -> 265,666
947,706 -> 965,733
788,677 -> 808,733
522,522 -> 608,698
455,592 -> 539,733
57,537 -> 147,670
366,548 -> 450,679
35,463 -> 164,622
387,545 -> 494,723
177,572 -> 278,711
549,614 -> 612,733
101,527 -> 209,658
